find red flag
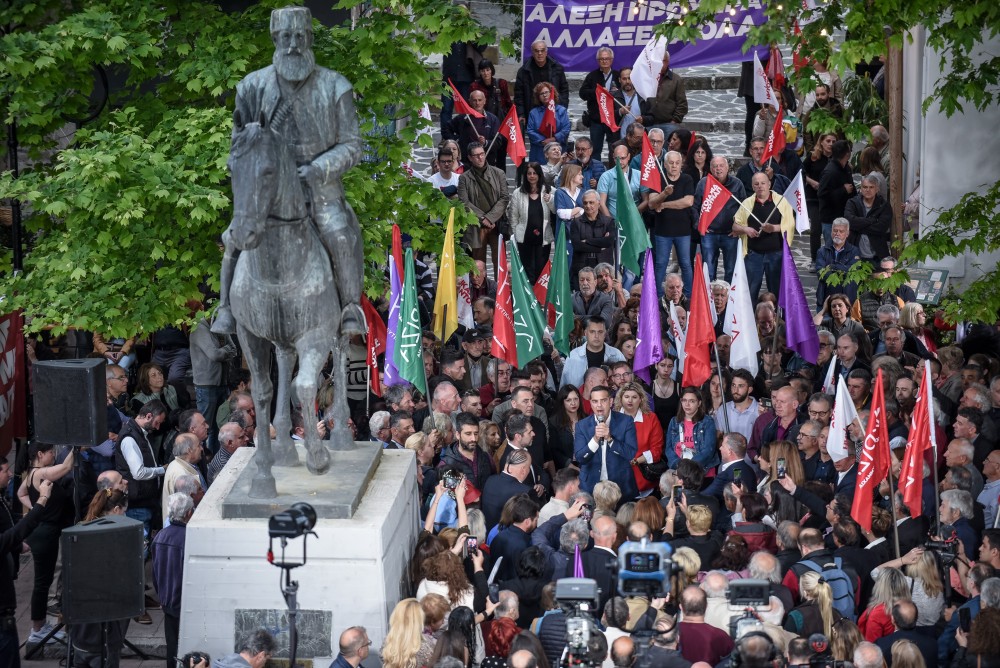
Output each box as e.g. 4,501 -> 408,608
361,296 -> 386,396
447,78 -> 484,118
853,369 -> 890,531
500,106 -> 527,167
533,259 -> 557,328
491,237 -> 517,367
900,362 -> 935,518
792,22 -> 809,73
0,311 -> 27,458
761,107 -> 786,164
682,253 -> 715,388
391,224 -> 404,277
595,84 -> 620,132
697,174 -> 732,234
767,45 -> 786,89
639,133 -> 662,193
539,99 -> 557,137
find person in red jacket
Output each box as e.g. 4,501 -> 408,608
614,382 -> 664,496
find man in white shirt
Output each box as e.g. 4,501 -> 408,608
725,369 -> 759,442
538,467 -> 581,524
430,149 -> 460,199
161,433 -> 205,524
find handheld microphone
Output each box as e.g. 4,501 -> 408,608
595,414 -> 607,447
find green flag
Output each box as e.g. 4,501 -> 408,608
615,164 -> 650,275
546,223 -> 574,356
394,248 -> 427,395
507,240 -> 546,367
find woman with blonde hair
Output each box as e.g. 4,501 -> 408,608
593,480 -> 622,515
904,549 -> 945,627
829,618 -> 864,662
891,640 -> 925,668
785,570 -> 841,637
859,566 -> 911,641
381,598 -> 425,668
671,546 -> 702,592
899,303 -> 937,356
614,382 -> 664,497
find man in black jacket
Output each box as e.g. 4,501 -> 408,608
514,41 -> 569,124
579,47 -> 620,164
875,601 -> 938,668
490,494 -> 540,580
481,450 -> 539,529
437,412 -> 496,493
817,140 -> 854,247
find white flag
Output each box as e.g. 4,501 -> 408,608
416,102 -> 434,139
669,299 -> 686,375
822,356 -> 838,395
703,260 -> 717,323
783,170 -> 811,234
826,376 -> 860,462
723,238 -> 760,376
753,51 -> 780,111
456,273 -> 474,329
631,37 -> 667,101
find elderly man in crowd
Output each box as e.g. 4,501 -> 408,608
695,156 -> 747,283
152,493 -> 195,668
734,171 -> 795,301
458,141 -> 510,275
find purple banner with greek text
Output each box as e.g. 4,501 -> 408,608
522,0 -> 768,73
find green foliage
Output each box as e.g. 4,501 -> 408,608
841,76 -> 888,134
657,0 -> 1000,324
0,0 -> 487,336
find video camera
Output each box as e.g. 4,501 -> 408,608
807,633 -> 850,668
617,539 -> 674,598
555,578 -> 601,668
924,529 -> 960,566
724,579 -> 772,640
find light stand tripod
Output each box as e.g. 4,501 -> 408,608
267,502 -> 318,668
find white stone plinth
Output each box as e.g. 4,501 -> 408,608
177,446 -> 419,664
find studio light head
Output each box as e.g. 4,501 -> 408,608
268,502 -> 317,539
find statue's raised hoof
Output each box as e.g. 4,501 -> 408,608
340,303 -> 365,337
211,307 -> 237,335
249,476 -> 278,499
307,448 -> 331,475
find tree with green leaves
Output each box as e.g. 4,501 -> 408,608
0,0 -> 487,338
659,0 -> 1000,323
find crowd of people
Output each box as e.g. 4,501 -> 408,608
0,31 -> 993,668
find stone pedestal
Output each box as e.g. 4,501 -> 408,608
177,444 -> 418,664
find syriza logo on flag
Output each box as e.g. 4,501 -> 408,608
698,174 -> 731,234
500,107 -> 526,167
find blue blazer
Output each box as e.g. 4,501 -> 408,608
664,416 -> 719,470
704,460 -> 758,500
574,412 -> 639,501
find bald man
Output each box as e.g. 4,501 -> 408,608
582,515 -> 620,612
749,385 -> 804,459
331,626 -> 370,668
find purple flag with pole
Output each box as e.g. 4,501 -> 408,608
633,251 -> 662,382
384,259 -> 403,385
778,236 -> 819,364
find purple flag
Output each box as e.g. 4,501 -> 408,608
384,259 -> 403,386
633,251 -> 662,382
778,236 -> 819,364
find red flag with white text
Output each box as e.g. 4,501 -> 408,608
500,106 -> 527,167
491,237 -> 518,367
533,259 -> 557,328
639,133 -> 662,193
596,84 -> 620,132
361,296 -> 385,396
697,174 -> 732,234
900,362 -> 935,518
761,107 -> 786,163
852,369 -> 890,531
0,311 -> 27,458
447,78 -> 484,118
539,99 -> 557,137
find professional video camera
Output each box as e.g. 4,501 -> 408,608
617,539 -> 675,598
925,529 -> 960,566
725,579 -> 771,640
807,633 -> 850,668
555,578 -> 601,668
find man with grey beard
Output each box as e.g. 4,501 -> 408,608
214,6 -> 365,336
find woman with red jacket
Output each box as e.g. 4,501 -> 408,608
614,382 -> 664,497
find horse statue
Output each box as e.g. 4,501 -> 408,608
225,109 -> 353,498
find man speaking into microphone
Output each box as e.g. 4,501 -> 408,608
574,385 -> 639,501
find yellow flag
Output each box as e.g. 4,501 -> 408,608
432,208 -> 459,343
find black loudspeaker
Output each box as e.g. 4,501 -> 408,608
32,358 -> 107,446
61,515 -> 145,623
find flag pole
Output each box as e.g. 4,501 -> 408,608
366,364 -> 371,418
485,130 -> 501,157
439,303 -> 449,362
728,193 -> 767,227
712,343 -> 730,433
886,457 -> 902,560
